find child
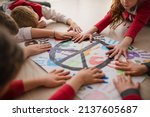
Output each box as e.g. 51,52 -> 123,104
72,0 -> 150,60
0,11 -> 77,43
2,0 -> 82,32
0,11 -> 52,58
115,61 -> 150,76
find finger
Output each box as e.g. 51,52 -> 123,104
113,78 -> 118,87
109,49 -> 119,58
72,34 -> 80,40
50,69 -> 56,73
115,66 -> 130,71
67,27 -> 72,32
115,61 -> 128,67
78,36 -> 86,43
73,35 -> 83,42
127,75 -> 132,83
93,73 -> 105,78
57,75 -> 71,80
114,50 -> 122,60
58,71 -> 70,76
63,35 -> 72,39
123,50 -> 128,59
106,45 -> 115,49
106,48 -> 115,55
93,79 -> 105,83
54,69 -> 64,73
135,82 -> 140,89
125,71 -> 136,76
89,35 -> 93,43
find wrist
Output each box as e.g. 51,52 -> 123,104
140,64 -> 148,74
122,36 -> 133,46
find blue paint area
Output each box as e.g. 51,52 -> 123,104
102,76 -> 109,80
47,59 -> 57,66
86,85 -> 93,89
102,45 -> 109,51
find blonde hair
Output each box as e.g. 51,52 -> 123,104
11,6 -> 39,28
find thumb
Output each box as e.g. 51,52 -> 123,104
67,27 -> 72,32
89,34 -> 93,43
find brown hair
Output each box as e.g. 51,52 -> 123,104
110,0 -> 125,28
0,31 -> 24,88
11,6 -> 39,28
0,11 -> 19,35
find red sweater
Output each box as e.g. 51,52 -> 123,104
0,80 -> 141,100
8,0 -> 43,19
95,0 -> 150,42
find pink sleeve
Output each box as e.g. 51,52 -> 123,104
1,80 -> 24,100
95,12 -> 112,33
124,1 -> 150,41
49,84 -> 75,100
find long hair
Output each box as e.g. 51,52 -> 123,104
110,0 -> 125,28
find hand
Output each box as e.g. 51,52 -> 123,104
37,20 -> 47,28
106,43 -> 128,60
106,37 -> 132,60
72,33 -> 93,43
42,69 -> 71,88
24,43 -> 51,59
113,75 -> 139,94
115,61 -> 148,76
75,67 -> 105,85
54,31 -> 78,40
67,22 -> 82,33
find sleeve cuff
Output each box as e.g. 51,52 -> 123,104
121,88 -> 142,100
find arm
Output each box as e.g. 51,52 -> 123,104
49,67 -> 105,100
124,1 -> 150,42
42,6 -> 68,24
0,80 -> 24,100
95,12 -> 112,33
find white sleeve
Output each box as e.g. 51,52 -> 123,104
15,27 -> 32,42
41,6 -> 69,24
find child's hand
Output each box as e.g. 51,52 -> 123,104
67,22 -> 82,33
106,43 -> 128,60
115,61 -> 148,76
24,44 -> 51,59
75,67 -> 105,85
55,31 -> 78,40
37,20 -> 47,28
72,33 -> 93,43
113,75 -> 140,94
42,69 -> 71,88
106,37 -> 133,60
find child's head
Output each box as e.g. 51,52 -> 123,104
11,6 -> 39,28
0,31 -> 24,90
0,11 -> 19,35
110,0 -> 139,28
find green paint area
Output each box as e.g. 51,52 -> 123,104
116,70 -> 124,75
61,41 -> 72,47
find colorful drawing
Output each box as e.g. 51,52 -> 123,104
30,35 -> 148,100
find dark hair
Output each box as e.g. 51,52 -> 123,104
0,31 -> 24,88
0,11 -> 19,35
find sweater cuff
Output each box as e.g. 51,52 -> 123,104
121,89 -> 142,100
142,63 -> 150,76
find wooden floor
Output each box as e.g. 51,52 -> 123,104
1,0 -> 150,99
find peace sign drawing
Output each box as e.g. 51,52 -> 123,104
49,39 -> 113,71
